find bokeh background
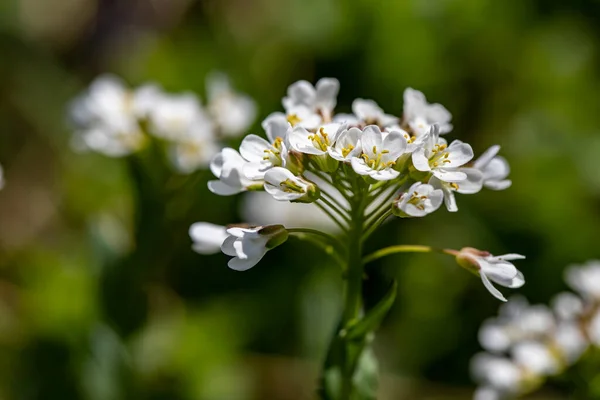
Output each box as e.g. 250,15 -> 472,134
1,0 -> 600,399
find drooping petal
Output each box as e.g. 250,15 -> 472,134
480,272 -> 508,302
220,236 -> 238,256
432,169 -> 467,182
228,254 -> 264,271
207,180 -> 242,196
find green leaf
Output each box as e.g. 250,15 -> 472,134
345,281 -> 397,341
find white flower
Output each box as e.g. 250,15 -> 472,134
429,168 -> 483,212
471,353 -> 522,393
412,127 -> 474,182
327,126 -> 363,162
221,225 -> 288,271
350,125 -> 407,181
393,182 -> 443,217
283,78 -> 339,121
456,248 -> 526,302
403,87 -> 452,136
206,72 -> 257,137
511,341 -> 558,376
551,292 -> 584,321
146,92 -> 212,141
351,99 -> 398,127
189,222 -> 229,254
208,148 -> 261,195
565,260 -> 600,300
288,123 -> 341,156
473,145 -> 512,191
239,116 -> 291,180
264,167 -> 318,202
69,75 -> 145,157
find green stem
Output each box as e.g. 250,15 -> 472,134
361,209 -> 393,243
314,201 -> 349,233
362,245 -> 455,264
319,196 -> 352,224
288,232 -> 345,268
287,228 -> 346,252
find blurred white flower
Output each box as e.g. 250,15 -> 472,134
403,87 -> 452,136
206,72 -> 257,137
553,322 -> 588,363
473,386 -> 503,400
351,99 -> 398,127
511,341 -> 558,375
393,182 -> 443,218
221,225 -> 288,271
565,260 -> 600,300
69,75 -> 145,157
473,145 -> 512,191
551,292 -> 584,321
283,78 -> 339,122
456,248 -> 525,302
146,92 -> 213,141
471,353 -> 522,393
189,222 -> 229,255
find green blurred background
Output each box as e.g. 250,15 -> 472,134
1,0 -> 600,398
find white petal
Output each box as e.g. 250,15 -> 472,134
456,168 -> 484,194
382,130 -> 407,159
264,167 -> 295,185
411,149 -> 431,172
315,78 -> 339,111
496,254 -> 526,261
350,158 -> 373,176
288,127 -> 324,155
480,272 -> 508,302
433,169 -> 467,182
239,135 -> 272,162
369,168 -> 399,181
221,236 -> 238,256
208,180 -> 241,196
445,141 -> 474,167
485,180 -> 512,191
262,112 -> 290,143
474,145 -> 501,169
228,255 -> 264,271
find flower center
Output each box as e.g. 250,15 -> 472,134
361,146 -> 395,170
262,137 -> 284,165
279,178 -> 305,193
407,191 -> 428,210
308,127 -> 331,151
341,144 -> 355,158
287,113 -> 302,127
429,144 -> 452,168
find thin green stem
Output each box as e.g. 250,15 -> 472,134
286,228 -> 346,252
362,245 -> 455,264
314,201 -> 349,232
320,188 -> 349,214
319,196 -> 351,224
288,233 -> 345,268
361,209 -> 393,243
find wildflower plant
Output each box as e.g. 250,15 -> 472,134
191,78 -> 525,399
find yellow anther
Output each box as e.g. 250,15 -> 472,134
443,153 -> 449,158
372,146 -> 377,154
341,144 -> 355,158
450,183 -> 459,190
381,149 -> 390,154
443,159 -> 452,164
287,114 -> 302,127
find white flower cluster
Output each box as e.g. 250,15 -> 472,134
472,260 -> 600,400
208,77 -> 510,213
69,73 -> 256,173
